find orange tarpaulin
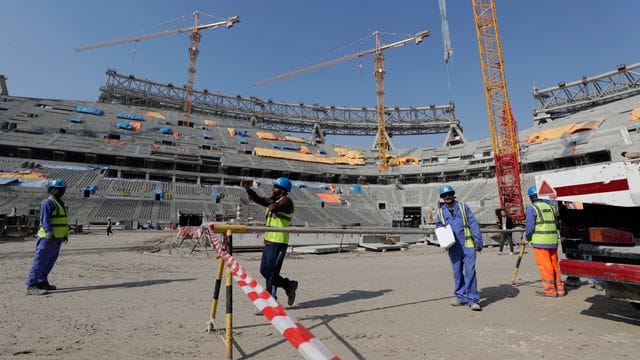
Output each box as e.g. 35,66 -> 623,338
284,135 -> 306,143
629,108 -> 640,121
334,147 -> 348,156
257,132 -> 277,140
299,145 -> 311,154
569,117 -> 605,134
0,171 -> 46,179
129,121 -> 141,131
203,119 -> 218,127
345,151 -> 364,159
316,193 -> 342,203
399,157 -> 420,165
254,147 -> 364,165
146,111 -> 166,120
227,128 -> 236,137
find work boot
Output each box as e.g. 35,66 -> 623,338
469,303 -> 482,311
26,285 -> 48,296
450,298 -> 466,306
593,283 -> 604,291
39,282 -> 57,291
535,290 -> 558,298
285,281 -> 298,306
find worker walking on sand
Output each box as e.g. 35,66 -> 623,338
435,184 -> 483,311
25,178 -> 69,295
106,217 -> 113,236
241,177 -> 298,308
522,185 -> 566,297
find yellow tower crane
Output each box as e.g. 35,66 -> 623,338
256,29 -> 430,172
76,11 -> 239,128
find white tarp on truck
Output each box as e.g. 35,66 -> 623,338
535,161 -> 640,207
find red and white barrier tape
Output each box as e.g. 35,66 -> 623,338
208,229 -> 340,360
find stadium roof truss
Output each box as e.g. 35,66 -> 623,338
533,62 -> 640,122
99,69 -> 460,136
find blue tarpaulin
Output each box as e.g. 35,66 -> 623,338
0,178 -> 18,186
75,106 -> 104,116
351,184 -> 361,193
270,142 -> 280,149
202,133 -> 212,140
238,138 -> 248,144
318,148 -> 327,155
282,145 -> 300,151
84,185 -> 97,194
66,116 -> 83,123
117,113 -> 143,121
294,182 -> 329,190
211,191 -> 222,198
236,130 -> 248,137
159,127 -> 173,134
116,122 -> 132,130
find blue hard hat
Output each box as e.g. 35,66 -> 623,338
439,184 -> 455,197
273,177 -> 292,192
48,178 -> 67,189
527,185 -> 537,197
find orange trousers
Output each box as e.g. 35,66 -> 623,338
533,247 -> 566,296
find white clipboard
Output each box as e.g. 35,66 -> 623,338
435,224 -> 456,249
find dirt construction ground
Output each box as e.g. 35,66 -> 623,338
1,231 -> 639,359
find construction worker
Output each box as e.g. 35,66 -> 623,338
522,185 -> 566,297
106,217 -> 113,236
435,184 -> 483,311
496,208 -> 514,255
25,178 -> 69,295
241,177 -> 298,308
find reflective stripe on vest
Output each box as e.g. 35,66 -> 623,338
37,197 -> 69,238
531,202 -> 558,245
264,198 -> 294,244
438,202 -> 474,248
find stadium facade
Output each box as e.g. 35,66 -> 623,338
0,63 -> 638,229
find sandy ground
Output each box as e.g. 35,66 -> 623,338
1,231 -> 639,360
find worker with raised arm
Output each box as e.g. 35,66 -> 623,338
435,184 -> 484,311
25,178 -> 69,295
522,185 -> 566,297
241,177 -> 298,308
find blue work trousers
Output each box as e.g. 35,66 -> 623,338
25,237 -> 63,286
260,242 -> 291,298
448,245 -> 479,304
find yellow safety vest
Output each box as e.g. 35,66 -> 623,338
264,198 -> 294,244
37,197 -> 69,238
531,202 -> 558,245
439,203 -> 475,248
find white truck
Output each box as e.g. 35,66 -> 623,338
535,161 -> 640,311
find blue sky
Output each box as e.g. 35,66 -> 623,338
2,1 -> 639,149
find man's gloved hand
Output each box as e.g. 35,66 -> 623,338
475,245 -> 483,253
63,236 -> 69,244
47,234 -> 54,244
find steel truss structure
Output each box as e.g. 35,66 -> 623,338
99,69 -> 460,136
533,62 -> 640,121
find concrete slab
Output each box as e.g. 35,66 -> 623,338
290,244 -> 357,254
359,241 -> 410,252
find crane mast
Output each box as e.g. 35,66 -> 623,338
373,32 -> 391,171
472,0 -> 524,220
183,11 -> 202,128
